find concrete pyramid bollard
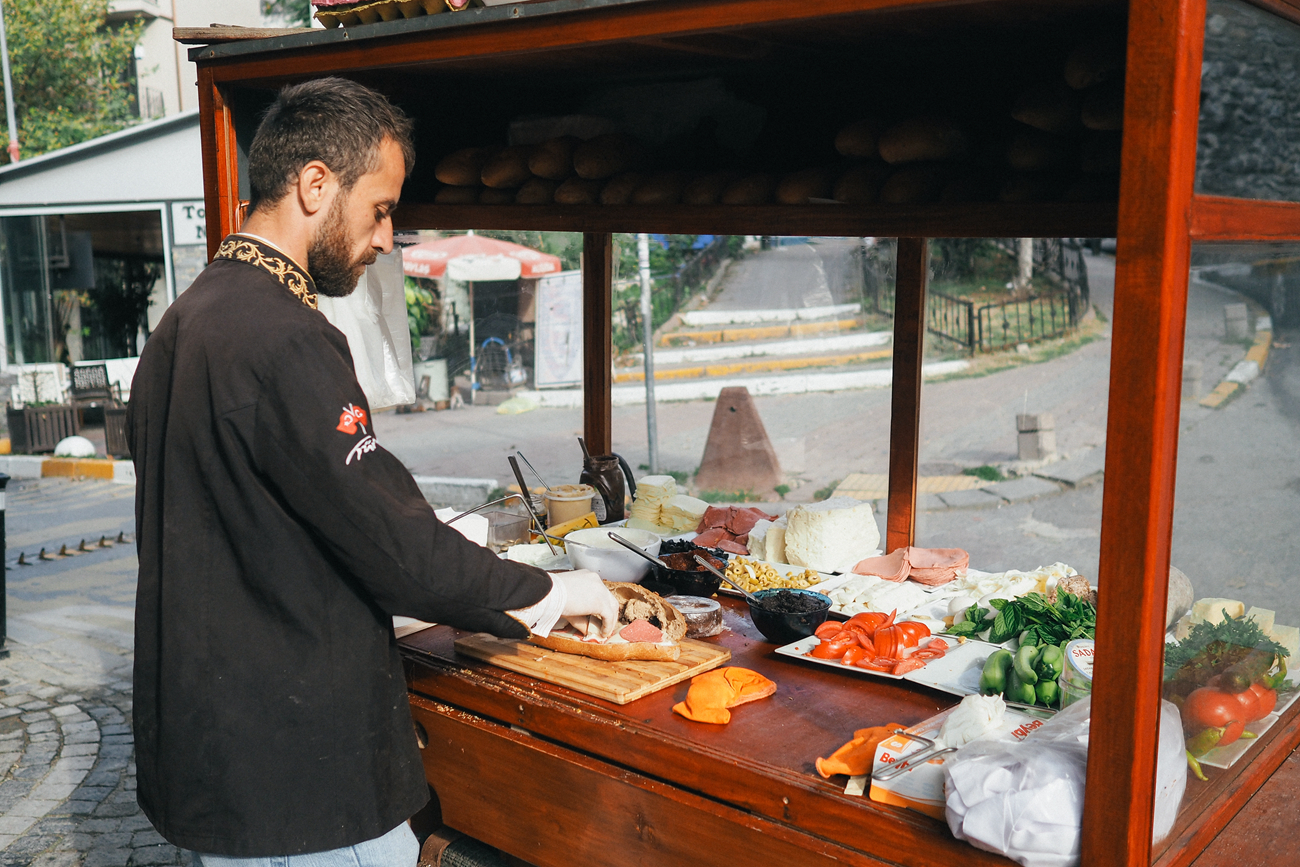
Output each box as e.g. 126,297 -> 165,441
694,386 -> 782,493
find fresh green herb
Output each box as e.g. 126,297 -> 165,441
1163,612 -> 1288,699
947,591 -> 1096,646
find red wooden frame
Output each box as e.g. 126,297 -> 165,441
1086,0 -> 1206,863
185,1 -> 1300,864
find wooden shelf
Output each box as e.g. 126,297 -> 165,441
394,200 -> 1118,237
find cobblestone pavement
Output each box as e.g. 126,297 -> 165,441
0,477 -> 191,866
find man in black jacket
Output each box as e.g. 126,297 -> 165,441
127,78 -> 618,866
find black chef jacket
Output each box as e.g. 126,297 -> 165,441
127,235 -> 552,857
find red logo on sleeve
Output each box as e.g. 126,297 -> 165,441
336,404 -> 369,435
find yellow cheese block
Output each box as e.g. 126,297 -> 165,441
1270,624 -> 1299,659
1190,597 -> 1244,625
1246,606 -> 1276,635
542,512 -> 599,542
1173,614 -> 1194,641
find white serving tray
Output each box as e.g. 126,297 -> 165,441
774,635 -> 1003,697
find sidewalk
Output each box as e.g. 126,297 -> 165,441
0,478 -> 187,867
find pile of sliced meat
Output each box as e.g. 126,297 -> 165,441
694,506 -> 777,555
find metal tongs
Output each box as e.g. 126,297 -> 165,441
869,729 -> 958,782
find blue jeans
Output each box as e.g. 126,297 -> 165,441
195,822 -> 419,867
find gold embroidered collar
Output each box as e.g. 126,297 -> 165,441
215,235 -> 318,310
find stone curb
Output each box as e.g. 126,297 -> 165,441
1200,328 -> 1272,409
0,459 -> 135,486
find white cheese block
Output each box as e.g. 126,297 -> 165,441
865,581 -> 928,615
1246,606 -> 1276,635
783,497 -> 880,573
747,520 -> 774,560
1190,597 -> 1244,625
766,519 -> 787,563
1270,624 -> 1300,659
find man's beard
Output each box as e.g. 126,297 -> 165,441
307,195 -> 377,298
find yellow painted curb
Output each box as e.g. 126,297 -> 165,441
613,349 -> 892,383
1199,381 -> 1239,409
42,458 -> 116,479
1246,329 -> 1272,368
1198,329 -> 1271,409
834,473 -> 988,499
659,318 -> 862,347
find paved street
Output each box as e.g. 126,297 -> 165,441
0,479 -> 186,867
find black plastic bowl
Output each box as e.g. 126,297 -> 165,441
652,543 -> 727,597
747,589 -> 832,644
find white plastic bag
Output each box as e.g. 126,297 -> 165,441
315,249 -> 415,412
943,697 -> 1186,867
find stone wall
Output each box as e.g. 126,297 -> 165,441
1196,0 -> 1300,201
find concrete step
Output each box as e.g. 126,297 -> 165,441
612,348 -> 892,384
658,317 -> 863,347
633,331 -> 891,366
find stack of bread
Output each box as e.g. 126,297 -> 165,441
825,35 -> 1124,206
314,0 -> 458,28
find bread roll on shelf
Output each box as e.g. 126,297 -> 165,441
1006,127 -> 1074,172
720,173 -> 775,205
1011,82 -> 1081,134
554,177 -> 603,205
1064,35 -> 1126,90
600,172 -> 645,205
1062,173 -> 1119,202
528,135 -> 580,180
999,172 -> 1066,203
516,177 -> 558,204
832,163 -> 891,204
879,163 -> 955,204
435,147 -> 494,186
878,116 -> 970,164
632,171 -> 688,205
834,118 -> 883,159
682,171 -> 741,205
1081,81 -> 1124,131
776,167 -> 833,204
434,185 -> 480,204
1080,131 -> 1122,174
478,186 -> 517,205
573,133 -> 643,179
481,145 -> 534,189
940,170 -> 999,203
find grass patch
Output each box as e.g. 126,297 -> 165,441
774,483 -> 791,499
813,479 -> 843,501
963,465 -> 1005,482
698,489 -> 762,503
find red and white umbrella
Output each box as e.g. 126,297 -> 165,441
402,233 -> 562,281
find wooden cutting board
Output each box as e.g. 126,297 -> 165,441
454,634 -> 731,704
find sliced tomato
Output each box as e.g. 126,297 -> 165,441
1249,682 -> 1278,719
854,656 -> 894,672
893,658 -> 927,675
896,621 -> 931,644
814,621 -> 846,640
843,622 -> 877,643
810,639 -> 844,659
841,646 -> 871,667
1230,688 -> 1261,725
848,611 -> 890,629
914,649 -> 946,660
874,625 -> 904,659
926,638 -> 949,652
1218,719 -> 1247,747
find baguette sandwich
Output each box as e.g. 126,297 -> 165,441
529,583 -> 687,662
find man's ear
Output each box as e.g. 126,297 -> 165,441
296,160 -> 335,217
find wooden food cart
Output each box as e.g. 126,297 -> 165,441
184,1 -> 1300,864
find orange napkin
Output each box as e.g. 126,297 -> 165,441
672,666 -> 776,724
815,724 -> 905,779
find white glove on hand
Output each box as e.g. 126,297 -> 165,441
553,570 -> 620,639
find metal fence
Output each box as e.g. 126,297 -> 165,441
865,238 -> 1091,354
667,236 -> 731,307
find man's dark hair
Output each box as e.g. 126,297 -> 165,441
247,77 -> 415,213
